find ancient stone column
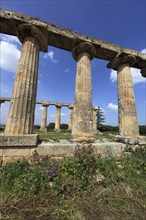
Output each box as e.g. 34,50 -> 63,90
71,42 -> 96,139
4,24 -> 47,135
93,108 -> 97,133
40,104 -> 48,132
54,104 -> 62,132
68,105 -> 73,130
107,55 -> 139,136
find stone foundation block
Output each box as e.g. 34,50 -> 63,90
113,135 -> 139,145
0,134 -> 39,147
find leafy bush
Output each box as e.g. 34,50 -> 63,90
47,122 -> 55,130
47,145 -> 98,197
1,159 -> 52,195
34,124 -> 40,129
98,125 -> 119,132
139,125 -> 146,135
60,123 -> 68,130
1,159 -> 30,191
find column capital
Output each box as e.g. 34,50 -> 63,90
68,104 -> 74,109
55,103 -> 62,108
16,23 -> 48,52
107,53 -> 136,70
141,66 -> 146,77
72,42 -> 96,61
92,107 -> 97,112
0,100 -> 5,104
42,103 -> 49,107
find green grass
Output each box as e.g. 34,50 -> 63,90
33,129 -> 118,142
36,130 -> 72,142
0,145 -> 146,220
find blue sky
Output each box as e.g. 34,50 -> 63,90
0,0 -> 146,126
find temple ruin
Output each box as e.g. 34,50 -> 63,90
0,8 -> 146,155
0,97 -> 98,138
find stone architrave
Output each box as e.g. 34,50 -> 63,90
40,104 -> 48,132
54,104 -> 62,132
4,24 -> 47,135
71,42 -> 96,139
68,105 -> 74,130
93,108 -> 97,133
108,55 -> 139,137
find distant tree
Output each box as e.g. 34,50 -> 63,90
47,123 -> 55,130
96,106 -> 105,128
60,124 -> 68,130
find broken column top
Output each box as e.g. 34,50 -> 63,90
0,8 -> 146,69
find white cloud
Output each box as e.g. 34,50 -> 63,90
110,67 -> 146,85
0,34 -> 21,44
39,106 -> 43,110
110,70 -> 117,82
131,68 -> 146,84
95,106 -> 106,114
43,51 -> 58,63
107,103 -> 118,111
64,68 -> 70,72
0,41 -> 20,73
141,48 -> 146,54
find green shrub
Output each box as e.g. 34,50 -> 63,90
1,159 -> 30,191
98,125 -> 119,132
60,123 -> 68,130
34,124 -> 40,129
12,165 -> 48,195
48,145 -> 97,197
1,159 -> 52,195
47,122 -> 55,130
139,125 -> 146,135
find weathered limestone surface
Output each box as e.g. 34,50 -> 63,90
118,64 -> 139,136
72,42 -> 96,139
0,142 -> 125,163
93,108 -> 97,133
40,104 -> 48,132
54,104 -> 62,132
0,8 -> 146,71
108,55 -> 139,137
34,142 -> 125,157
68,105 -> 74,130
4,24 -> 47,135
0,134 -> 38,146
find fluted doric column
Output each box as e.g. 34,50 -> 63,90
93,108 -> 97,133
40,104 -> 48,132
54,104 -> 62,132
107,55 -> 139,136
4,24 -> 47,135
71,42 -> 96,139
68,105 -> 73,130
